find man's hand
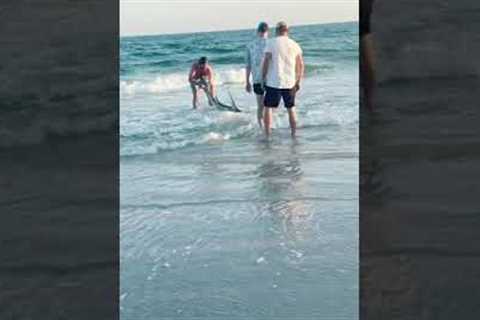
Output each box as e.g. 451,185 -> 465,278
261,79 -> 267,91
246,82 -> 252,93
294,80 -> 301,92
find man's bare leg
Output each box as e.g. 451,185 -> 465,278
203,88 -> 214,106
190,83 -> 198,109
255,94 -> 264,128
287,107 -> 297,138
264,107 -> 273,137
208,84 -> 216,106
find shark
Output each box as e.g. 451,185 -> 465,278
195,78 -> 242,113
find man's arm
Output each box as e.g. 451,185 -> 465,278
262,52 -> 272,85
207,65 -> 216,97
295,53 -> 304,90
245,49 -> 252,93
188,64 -> 195,83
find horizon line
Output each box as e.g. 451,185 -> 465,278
120,20 -> 358,38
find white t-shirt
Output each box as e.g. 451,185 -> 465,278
246,37 -> 267,84
264,35 -> 303,89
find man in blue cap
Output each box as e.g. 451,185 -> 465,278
245,22 -> 269,128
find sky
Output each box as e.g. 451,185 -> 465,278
120,0 -> 359,36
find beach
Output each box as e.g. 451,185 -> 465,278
121,22 -> 359,319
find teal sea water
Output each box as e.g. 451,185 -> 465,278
121,22 -> 359,319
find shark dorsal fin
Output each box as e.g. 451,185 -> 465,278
227,90 -> 238,108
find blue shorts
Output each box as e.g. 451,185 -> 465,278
264,85 -> 297,109
253,83 -> 265,95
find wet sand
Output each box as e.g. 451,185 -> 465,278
121,130 -> 358,319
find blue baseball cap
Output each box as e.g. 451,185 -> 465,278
257,22 -> 269,33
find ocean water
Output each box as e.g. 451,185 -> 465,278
120,22 -> 358,319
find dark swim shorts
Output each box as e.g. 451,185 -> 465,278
253,83 -> 265,95
264,85 -> 297,109
360,0 -> 374,37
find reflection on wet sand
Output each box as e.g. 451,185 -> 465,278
254,142 -> 314,242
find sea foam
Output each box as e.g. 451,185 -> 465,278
120,67 -> 246,96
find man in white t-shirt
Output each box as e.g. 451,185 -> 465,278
261,21 -> 304,137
